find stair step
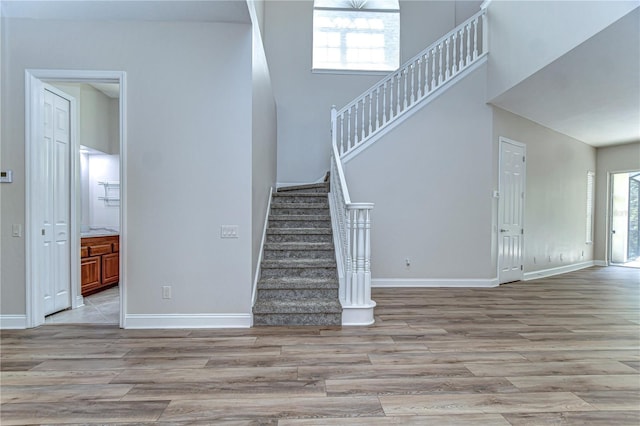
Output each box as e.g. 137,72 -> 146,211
262,259 -> 336,268
263,242 -> 334,260
258,277 -> 339,289
253,299 -> 342,314
260,259 -> 337,279
257,287 -> 338,300
272,193 -> 328,203
271,203 -> 329,216
269,215 -> 331,229
277,183 -> 329,193
266,228 -> 333,243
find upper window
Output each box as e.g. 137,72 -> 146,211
313,0 -> 400,72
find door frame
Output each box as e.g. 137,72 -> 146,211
497,137 -> 526,284
608,169 -> 640,266
25,69 -> 127,328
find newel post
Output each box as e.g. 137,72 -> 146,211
481,1 -> 490,54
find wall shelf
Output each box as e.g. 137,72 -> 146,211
98,181 -> 120,204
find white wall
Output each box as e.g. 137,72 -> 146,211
0,18 -> 254,319
264,0 -> 482,185
492,107 -> 597,273
594,142 -> 640,263
250,0 -> 278,285
344,64 -> 494,282
487,0 -> 639,101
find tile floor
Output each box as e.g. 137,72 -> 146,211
45,286 -> 119,324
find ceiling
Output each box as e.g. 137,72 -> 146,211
0,0 -> 251,23
490,7 -> 640,147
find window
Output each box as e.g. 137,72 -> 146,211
313,0 -> 400,72
586,171 -> 595,244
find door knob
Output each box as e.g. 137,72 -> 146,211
500,229 -> 508,233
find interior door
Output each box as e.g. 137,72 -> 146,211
498,138 -> 526,284
42,87 -> 71,315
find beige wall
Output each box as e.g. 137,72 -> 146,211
1,18 -> 255,319
493,108 -> 597,273
594,142 -> 640,263
345,64 -> 495,281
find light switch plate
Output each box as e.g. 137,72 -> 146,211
220,225 -> 239,239
0,170 -> 13,183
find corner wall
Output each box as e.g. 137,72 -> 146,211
492,108 -> 597,276
487,0 -> 638,101
594,142 -> 640,263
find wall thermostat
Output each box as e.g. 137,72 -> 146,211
0,170 -> 13,183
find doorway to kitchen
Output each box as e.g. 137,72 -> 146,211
610,171 -> 640,268
25,70 -> 127,328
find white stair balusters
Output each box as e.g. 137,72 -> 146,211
329,108 -> 376,325
331,9 -> 487,159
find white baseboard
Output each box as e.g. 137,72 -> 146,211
372,277 -> 499,288
594,260 -> 608,267
125,314 -> 252,329
523,261 -> 595,281
0,315 -> 27,329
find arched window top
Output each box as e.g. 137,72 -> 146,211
313,0 -> 400,73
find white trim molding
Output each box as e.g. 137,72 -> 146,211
0,315 -> 27,329
342,303 -> 376,326
372,278 -> 499,288
125,314 -> 252,329
252,187 -> 273,310
523,261 -> 596,281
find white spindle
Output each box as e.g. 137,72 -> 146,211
452,33 -> 458,75
340,114 -> 345,154
403,69 -> 408,109
382,81 -> 387,125
445,39 -> 451,79
466,24 -> 471,64
438,43 -> 444,84
410,63 -> 416,104
482,8 -> 488,55
346,109 -> 351,150
396,72 -> 401,115
360,100 -> 365,141
368,94 -> 373,135
459,29 -> 464,70
431,48 -> 436,89
473,18 -> 479,59
375,88 -> 380,130
423,53 -> 429,94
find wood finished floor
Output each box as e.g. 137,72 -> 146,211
1,266 -> 639,425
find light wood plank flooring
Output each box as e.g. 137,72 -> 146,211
1,266 -> 638,425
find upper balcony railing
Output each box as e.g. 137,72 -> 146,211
332,8 -> 488,160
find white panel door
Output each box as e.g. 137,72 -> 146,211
498,139 -> 525,284
43,88 -> 71,315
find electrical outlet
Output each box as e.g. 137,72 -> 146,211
533,256 -> 537,264
405,258 -> 411,267
220,225 -> 239,239
12,224 -> 22,237
162,286 -> 172,299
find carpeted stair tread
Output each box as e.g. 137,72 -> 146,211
271,202 -> 329,209
269,215 -> 330,221
264,242 -> 333,250
267,228 -> 332,235
261,259 -> 337,268
258,277 -> 339,289
253,298 -> 342,314
277,183 -> 329,193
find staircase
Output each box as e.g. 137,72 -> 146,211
252,182 -> 342,326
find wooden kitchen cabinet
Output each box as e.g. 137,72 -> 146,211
81,235 -> 119,296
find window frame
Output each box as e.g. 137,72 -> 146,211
312,2 -> 400,74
